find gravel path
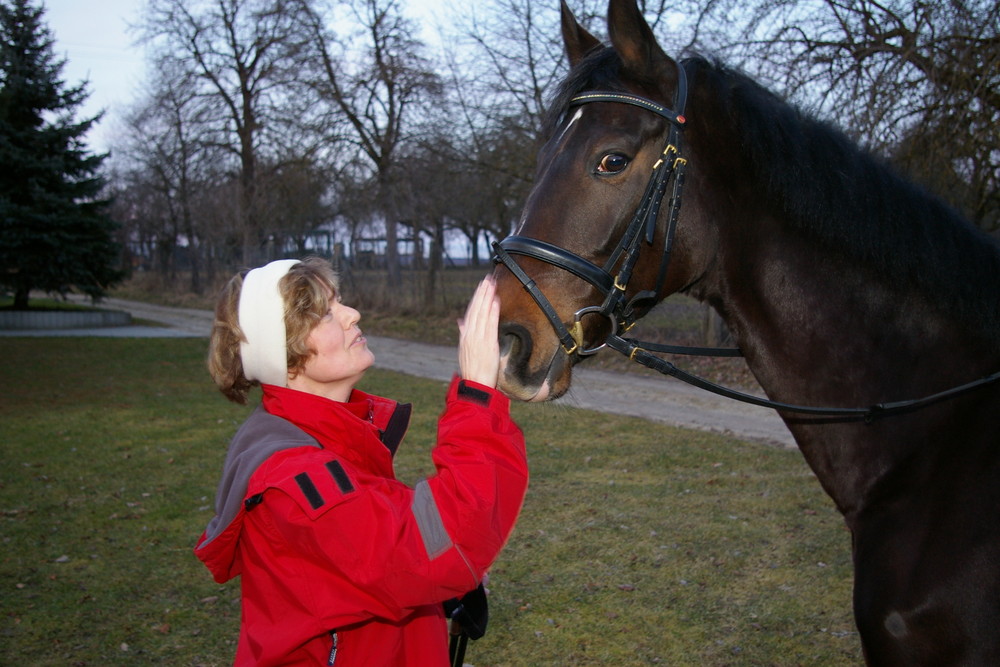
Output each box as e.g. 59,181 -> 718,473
6,296 -> 796,448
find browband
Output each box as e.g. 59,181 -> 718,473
568,61 -> 688,127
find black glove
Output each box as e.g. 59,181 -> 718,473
442,582 -> 489,640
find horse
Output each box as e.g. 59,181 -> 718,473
491,1 -> 1000,664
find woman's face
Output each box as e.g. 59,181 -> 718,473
287,294 -> 375,401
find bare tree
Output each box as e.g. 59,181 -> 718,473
430,1 -> 582,271
295,0 -> 443,288
139,0 -> 310,266
448,117 -> 533,264
687,0 -> 999,230
256,157 -> 333,254
116,61 -> 220,291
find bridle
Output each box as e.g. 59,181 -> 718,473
492,60 -> 1000,422
494,62 -> 743,364
493,63 -> 700,358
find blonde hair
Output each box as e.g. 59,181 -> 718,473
207,257 -> 340,404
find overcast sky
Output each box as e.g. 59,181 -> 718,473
42,0 -> 451,154
44,0 -> 146,152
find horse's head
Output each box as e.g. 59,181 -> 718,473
494,0 -> 701,401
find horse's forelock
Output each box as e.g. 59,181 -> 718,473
543,48 -> 627,137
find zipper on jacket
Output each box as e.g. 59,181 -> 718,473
327,631 -> 338,665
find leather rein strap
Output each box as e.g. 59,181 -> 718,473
607,335 -> 1000,421
492,61 -> 1000,422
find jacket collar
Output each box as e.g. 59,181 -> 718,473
261,384 -> 411,473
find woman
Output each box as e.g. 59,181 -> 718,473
195,257 -> 528,666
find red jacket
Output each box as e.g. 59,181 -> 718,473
194,377 -> 528,666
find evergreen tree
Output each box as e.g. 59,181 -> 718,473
0,0 -> 122,309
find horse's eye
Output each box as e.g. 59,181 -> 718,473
597,153 -> 629,174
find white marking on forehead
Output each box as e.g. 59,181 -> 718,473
554,107 -> 584,145
514,208 -> 529,234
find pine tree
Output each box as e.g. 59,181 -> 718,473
0,0 -> 122,309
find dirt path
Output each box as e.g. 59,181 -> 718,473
18,296 -> 796,448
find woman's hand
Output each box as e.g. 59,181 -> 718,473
457,276 -> 501,388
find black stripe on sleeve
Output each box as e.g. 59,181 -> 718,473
294,472 -> 325,510
457,381 -> 491,406
325,460 -> 355,494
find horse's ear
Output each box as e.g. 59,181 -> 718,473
561,1 -> 602,67
606,0 -> 677,85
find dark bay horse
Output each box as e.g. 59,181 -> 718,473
492,0 -> 1000,663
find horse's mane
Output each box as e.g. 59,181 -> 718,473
546,48 -> 1000,338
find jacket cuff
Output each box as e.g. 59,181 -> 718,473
448,375 -> 509,411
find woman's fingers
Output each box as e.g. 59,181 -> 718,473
458,277 -> 500,387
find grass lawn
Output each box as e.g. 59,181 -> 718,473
0,337 -> 862,665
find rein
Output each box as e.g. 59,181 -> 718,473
607,335 -> 1000,422
492,61 -> 1000,422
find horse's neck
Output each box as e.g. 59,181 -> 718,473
704,234 -> 994,518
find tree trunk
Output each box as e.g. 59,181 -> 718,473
189,242 -> 202,293
13,286 -> 29,309
425,223 -> 444,308
471,230 -> 482,266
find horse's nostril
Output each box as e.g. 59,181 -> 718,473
499,322 -> 532,366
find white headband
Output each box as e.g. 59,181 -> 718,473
238,259 -> 300,386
